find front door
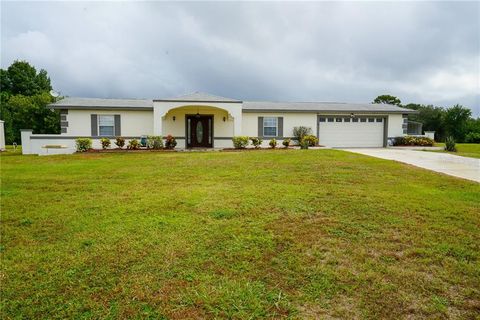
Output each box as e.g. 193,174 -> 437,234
186,115 -> 213,148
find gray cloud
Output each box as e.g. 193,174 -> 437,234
1,1 -> 479,115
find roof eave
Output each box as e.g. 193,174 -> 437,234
241,109 -> 418,114
153,99 -> 242,103
48,104 -> 153,110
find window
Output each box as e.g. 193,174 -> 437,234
319,117 -> 326,122
352,118 -> 359,122
99,115 -> 115,136
327,118 -> 334,122
368,118 -> 375,122
343,118 -> 351,122
336,118 -> 342,122
360,118 -> 367,122
263,117 -> 277,137
376,118 -> 383,123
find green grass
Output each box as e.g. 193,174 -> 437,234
430,143 -> 480,159
1,150 -> 479,319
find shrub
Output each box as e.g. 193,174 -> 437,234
127,139 -> 140,150
232,136 -> 249,149
302,135 -> 318,146
392,136 -> 434,146
147,136 -> 164,149
465,132 -> 480,143
300,140 -> 309,149
293,126 -> 312,143
75,138 -> 92,152
269,138 -> 277,148
445,136 -> 456,152
250,137 -> 263,148
115,137 -> 125,149
165,135 -> 177,149
100,137 -> 111,149
282,138 -> 291,148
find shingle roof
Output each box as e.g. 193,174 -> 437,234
242,101 -> 417,113
154,92 -> 242,103
49,97 -> 153,109
49,94 -> 416,114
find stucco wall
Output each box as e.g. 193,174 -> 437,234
242,112 -> 317,138
64,109 -> 154,136
387,114 -> 405,137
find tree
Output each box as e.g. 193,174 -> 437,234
373,94 -> 401,106
407,104 -> 447,141
0,60 -> 58,144
6,60 -> 52,96
443,104 -> 472,142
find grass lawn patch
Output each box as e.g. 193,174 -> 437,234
1,150 -> 479,319
429,143 -> 480,159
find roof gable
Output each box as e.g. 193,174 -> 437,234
154,92 -> 241,103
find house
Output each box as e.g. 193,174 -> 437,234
21,92 -> 418,154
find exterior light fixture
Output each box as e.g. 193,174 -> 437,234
223,117 -> 226,122
173,116 -> 176,121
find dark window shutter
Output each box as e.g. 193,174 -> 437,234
114,115 -> 121,136
278,117 -> 283,137
258,117 -> 264,137
91,114 -> 98,136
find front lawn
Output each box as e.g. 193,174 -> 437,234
1,150 -> 479,319
430,143 -> 480,159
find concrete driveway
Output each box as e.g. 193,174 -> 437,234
342,148 -> 480,183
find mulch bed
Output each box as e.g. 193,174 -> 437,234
84,148 -> 177,153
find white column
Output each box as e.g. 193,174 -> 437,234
20,129 -> 33,154
153,106 -> 163,136
231,109 -> 242,136
0,120 -> 5,151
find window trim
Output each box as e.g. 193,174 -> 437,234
98,114 -> 115,137
263,117 -> 278,137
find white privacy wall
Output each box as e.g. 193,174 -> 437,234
65,109 -> 154,136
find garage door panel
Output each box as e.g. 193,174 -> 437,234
318,118 -> 384,148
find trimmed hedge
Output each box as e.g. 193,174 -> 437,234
392,136 -> 434,146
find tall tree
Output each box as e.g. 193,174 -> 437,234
373,94 -> 402,106
443,104 -> 472,141
0,60 -> 58,144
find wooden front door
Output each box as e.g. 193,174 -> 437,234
186,115 -> 213,148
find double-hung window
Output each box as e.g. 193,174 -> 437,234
98,115 -> 115,136
263,117 -> 278,137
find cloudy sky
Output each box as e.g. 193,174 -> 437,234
2,1 -> 479,115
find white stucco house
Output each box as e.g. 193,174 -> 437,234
21,92 -> 418,155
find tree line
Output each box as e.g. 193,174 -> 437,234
0,61 -> 59,144
373,95 -> 479,142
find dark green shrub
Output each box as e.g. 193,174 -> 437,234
165,135 -> 177,149
282,138 -> 291,148
232,136 -> 249,149
250,137 -> 263,148
445,136 -> 456,152
269,138 -> 277,148
127,139 -> 140,150
293,126 -> 312,143
100,137 -> 111,149
465,132 -> 480,143
300,140 -> 309,149
75,138 -> 92,152
302,135 -> 318,146
147,136 -> 164,149
115,137 -> 125,149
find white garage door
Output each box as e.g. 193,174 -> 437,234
318,116 -> 384,148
